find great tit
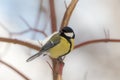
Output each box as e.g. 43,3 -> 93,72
26,26 -> 75,62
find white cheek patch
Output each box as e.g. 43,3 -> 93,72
64,32 -> 73,37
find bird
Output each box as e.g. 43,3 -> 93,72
26,26 -> 75,62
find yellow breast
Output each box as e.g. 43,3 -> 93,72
49,37 -> 74,58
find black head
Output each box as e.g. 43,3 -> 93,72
60,26 -> 75,39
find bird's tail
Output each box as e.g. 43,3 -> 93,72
26,52 -> 42,62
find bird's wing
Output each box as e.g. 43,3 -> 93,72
40,32 -> 61,52
26,52 -> 42,62
26,32 -> 60,62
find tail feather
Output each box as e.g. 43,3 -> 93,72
26,52 -> 42,62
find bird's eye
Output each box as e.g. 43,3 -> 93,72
64,32 -> 73,38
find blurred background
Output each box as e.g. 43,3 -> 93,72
1,0 -> 120,80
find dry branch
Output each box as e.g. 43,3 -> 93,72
0,60 -> 29,80
51,0 -> 79,80
0,37 -> 40,51
0,37 -> 120,80
0,0 -> 79,80
2,0 -> 120,80
49,0 -> 57,33
61,0 -> 78,29
74,39 -> 120,49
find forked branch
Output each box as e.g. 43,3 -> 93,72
1,0 -> 120,80
61,0 -> 78,29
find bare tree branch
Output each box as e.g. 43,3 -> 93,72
0,23 -> 11,33
49,0 -> 79,80
61,0 -> 78,29
74,39 -> 120,49
0,36 -> 120,80
19,16 -> 32,28
0,60 -> 29,80
49,0 -> 57,33
0,37 -> 40,51
34,0 -> 43,28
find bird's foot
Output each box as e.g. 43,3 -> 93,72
57,57 -> 64,64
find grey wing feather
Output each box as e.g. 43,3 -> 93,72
26,32 -> 60,62
26,52 -> 42,62
40,32 -> 61,52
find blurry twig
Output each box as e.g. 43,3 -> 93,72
11,29 -> 31,35
0,60 -> 29,80
34,0 -> 43,28
32,28 -> 48,37
32,0 -> 43,39
64,0 -> 67,9
49,0 -> 57,33
0,21 -> 48,37
104,28 -> 110,39
0,23 -> 11,33
19,16 -> 32,28
46,60 -> 54,72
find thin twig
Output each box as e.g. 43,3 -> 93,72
64,0 -> 67,9
11,29 -> 31,35
34,0 -> 43,28
0,37 -> 40,51
10,28 -> 47,37
74,39 -> 120,49
0,22 -> 12,37
0,23 -> 11,33
31,0 -> 43,39
49,0 -> 57,33
19,16 -> 32,28
32,28 -> 48,37
104,28 -> 110,39
46,61 -> 54,72
0,60 -> 29,80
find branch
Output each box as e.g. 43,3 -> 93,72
0,60 -> 29,80
74,39 -> 120,49
32,28 -> 48,37
19,16 -> 32,28
34,0 -> 43,28
49,0 -> 79,80
0,1 -> 78,80
52,58 -> 64,80
0,37 -> 40,51
64,0 -> 67,9
49,0 -> 57,33
61,0 -> 78,29
1,37 -> 120,56
1,37 -> 120,80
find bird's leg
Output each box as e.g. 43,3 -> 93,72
57,57 -> 63,63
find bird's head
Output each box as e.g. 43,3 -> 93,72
60,26 -> 75,39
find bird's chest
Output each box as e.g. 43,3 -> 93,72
49,37 -> 71,58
